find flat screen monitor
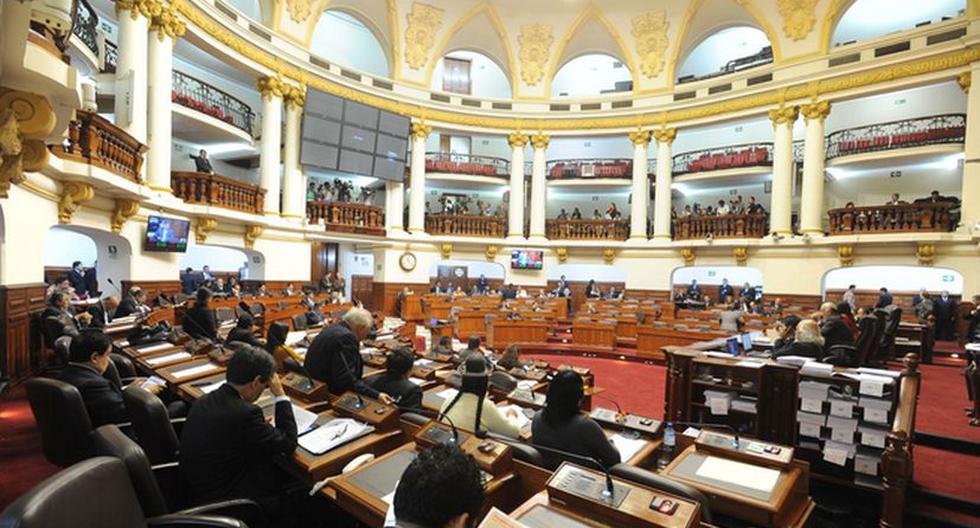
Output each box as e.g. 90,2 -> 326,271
741,333 -> 754,353
726,337 -> 740,356
144,216 -> 189,253
511,250 -> 543,270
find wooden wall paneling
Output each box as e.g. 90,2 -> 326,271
121,280 -> 182,303
310,242 -> 338,284
0,284 -> 47,381
371,282 -> 423,315
350,275 -> 374,306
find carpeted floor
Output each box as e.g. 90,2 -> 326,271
0,385 -> 59,509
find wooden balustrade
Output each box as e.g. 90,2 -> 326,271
672,213 -> 768,240
827,202 -> 956,235
307,201 -> 385,236
425,214 -> 505,237
545,219 -> 629,240
50,110 -> 145,182
170,172 -> 265,214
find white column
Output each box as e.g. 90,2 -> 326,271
961,68 -> 980,232
769,105 -> 799,235
799,100 -> 831,235
629,130 -> 652,240
408,121 -> 431,234
385,180 -> 405,233
652,127 -> 677,239
114,3 -> 149,143
281,86 -> 305,219
528,133 -> 549,241
145,10 -> 183,191
507,133 -> 528,239
257,76 -> 284,215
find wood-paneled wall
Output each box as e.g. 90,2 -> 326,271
547,280 -> 626,314
120,280 -> 182,302
0,284 -> 47,382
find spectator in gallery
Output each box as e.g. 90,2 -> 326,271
747,195 -> 766,214
557,208 -> 569,220
716,199 -> 731,215
571,207 -> 583,220
592,209 -> 603,220
605,203 -> 619,220
886,193 -> 906,205
190,149 -> 214,174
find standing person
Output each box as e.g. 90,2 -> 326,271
718,278 -> 733,304
68,261 -> 86,295
201,265 -> 215,283
181,267 -> 197,295
842,285 -> 857,314
686,279 -> 701,301
190,149 -> 214,174
83,263 -> 99,298
367,347 -> 422,410
238,261 -> 249,281
914,291 -> 934,324
476,274 -> 489,294
303,308 -> 392,402
933,290 -> 958,341
719,300 -> 744,332
965,294 -> 980,343
875,287 -> 893,308
584,279 -> 601,299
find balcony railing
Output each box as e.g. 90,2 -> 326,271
672,213 -> 769,240
677,46 -> 773,84
171,171 -> 265,214
425,214 -> 505,238
827,202 -> 957,235
545,219 -> 629,240
547,159 -> 635,180
71,0 -> 99,57
425,152 -> 508,177
672,143 -> 772,175
307,201 -> 385,236
825,114 -> 966,160
172,71 -> 255,136
103,41 -> 117,73
50,110 -> 145,183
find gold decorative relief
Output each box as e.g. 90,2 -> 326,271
507,133 -> 528,148
0,110 -> 24,198
800,100 -> 831,123
958,72 -> 971,92
518,24 -> 553,86
286,0 -> 325,23
777,0 -> 818,41
58,181 -> 95,224
244,225 -> 263,249
631,11 -> 669,79
916,244 -> 936,266
116,0 -> 161,21
651,127 -> 676,145
769,104 -> 799,126
838,245 -> 854,267
680,247 -> 695,266
440,242 -> 452,259
556,247 -> 568,263
111,199 -> 141,233
629,129 -> 651,147
410,120 -> 432,140
530,133 -> 550,150
485,245 -> 498,261
0,88 -> 55,196
733,247 -> 748,266
195,216 -> 217,244
404,2 -> 443,70
149,2 -> 186,41
602,248 -> 616,264
257,75 -> 286,99
283,83 -> 307,109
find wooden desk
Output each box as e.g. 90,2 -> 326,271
571,321 -> 616,351
289,411 -> 407,483
156,357 -> 225,384
487,320 -> 552,350
399,295 -> 423,321
636,327 -> 728,360
456,309 -> 495,340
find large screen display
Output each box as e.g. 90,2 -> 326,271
511,250 -> 544,270
144,216 -> 189,253
300,89 -> 410,181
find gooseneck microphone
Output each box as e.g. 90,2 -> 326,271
402,405 -> 460,445
667,420 -> 741,449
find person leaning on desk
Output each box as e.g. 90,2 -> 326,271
225,313 -> 264,348
303,307 -> 393,404
368,347 -> 422,410
440,355 -> 522,438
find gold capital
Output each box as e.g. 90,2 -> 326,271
530,133 -> 550,150
769,105 -> 799,126
507,133 -> 528,148
284,84 -> 307,109
195,216 -> 217,244
244,225 -> 263,249
116,0 -> 161,21
800,100 -> 831,123
149,3 -> 186,41
629,129 -> 652,147
958,71 -> 971,93
58,181 -> 95,224
652,127 -> 676,145
410,121 -> 432,140
111,199 -> 142,233
257,75 -> 286,99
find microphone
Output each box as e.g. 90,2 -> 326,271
404,406 -> 460,445
668,420 -> 740,449
283,358 -> 316,391
592,394 -> 626,424
106,278 -> 122,296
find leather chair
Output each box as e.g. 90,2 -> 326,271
111,352 -> 138,380
94,424 -> 264,526
52,335 -> 72,364
267,321 -> 289,350
610,464 -> 714,523
825,315 -> 878,367
0,456 -> 246,528
25,377 -> 95,466
291,313 -> 308,331
878,307 -> 902,362
491,435 -> 546,467
122,385 -> 182,465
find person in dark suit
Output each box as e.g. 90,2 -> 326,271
556,275 -> 570,297
303,307 -> 392,403
190,149 -> 214,174
773,320 -> 825,360
965,294 -> 980,343
772,315 -> 802,351
367,347 -> 421,410
476,274 -> 489,294
718,278 -> 733,304
41,291 -> 89,344
819,302 -> 855,353
181,268 -> 198,295
83,265 -> 99,298
86,296 -> 120,329
875,287 -> 893,309
933,290 -> 958,340
686,279 -> 701,301
183,288 -> 218,340
584,279 -> 601,299
430,335 -> 454,358
739,282 -> 756,304
58,329 -> 165,427
226,313 -> 263,347
115,288 -> 147,319
68,261 -> 85,296
180,346 -> 296,510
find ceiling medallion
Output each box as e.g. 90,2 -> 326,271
405,2 -> 444,70
518,24 -> 553,86
631,11 -> 669,79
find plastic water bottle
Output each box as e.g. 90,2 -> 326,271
658,422 -> 676,470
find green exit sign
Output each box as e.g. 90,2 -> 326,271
942,275 -> 954,282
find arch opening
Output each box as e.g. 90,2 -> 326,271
831,0 -> 966,48
671,266 -> 764,302
821,265 -> 964,298
429,259 -> 506,292
44,226 -> 133,297
677,26 -> 771,83
550,53 -> 631,98
180,244 -> 265,283
310,9 -> 391,77
430,50 -> 512,99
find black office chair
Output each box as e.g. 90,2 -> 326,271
610,464 -> 714,523
25,377 -> 96,467
111,352 -> 138,380
0,456 -> 247,528
122,386 -> 183,465
52,335 -> 72,364
291,313 -> 308,331
824,315 -> 878,367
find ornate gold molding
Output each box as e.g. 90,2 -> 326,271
404,2 -> 443,70
283,83 -> 307,109
680,247 -> 695,266
0,88 -> 56,197
116,0 -> 160,21
410,120 -> 432,140
800,100 -> 831,123
111,199 -> 141,233
440,242 -> 452,259
507,133 -> 528,148
556,247 -> 568,263
769,104 -> 799,126
631,11 -> 669,79
485,244 -> 498,261
518,24 -> 553,86
530,133 -> 550,150
651,127 -> 676,145
257,75 -> 286,99
244,224 -> 263,249
777,0 -> 818,41
195,216 -> 217,244
149,2 -> 186,41
286,0 -> 327,24
58,181 -> 95,224
733,247 -> 748,266
958,71 -> 971,92
629,129 -> 651,147
838,245 -> 854,267
916,244 -> 936,266
602,247 -> 616,264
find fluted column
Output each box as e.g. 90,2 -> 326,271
408,121 -> 431,234
528,134 -> 549,241
114,0 -> 150,143
652,127 -> 677,239
146,5 -> 184,191
769,105 -> 799,235
385,180 -> 405,233
629,129 -> 652,240
800,100 -> 831,235
507,133 -> 528,239
281,85 -> 306,219
257,76 -> 285,215
961,68 -> 980,232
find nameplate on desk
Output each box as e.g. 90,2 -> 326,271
134,342 -> 173,354
695,456 -> 779,493
333,392 -> 398,429
172,363 -> 219,379
145,351 -> 191,366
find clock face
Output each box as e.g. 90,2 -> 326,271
453,267 -> 464,278
399,252 -> 417,271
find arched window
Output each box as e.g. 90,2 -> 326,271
430,51 -> 511,99
309,10 -> 390,77
677,26 -> 771,83
223,0 -> 260,20
550,54 -> 631,98
832,0 -> 965,47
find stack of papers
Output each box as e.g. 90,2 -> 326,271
285,331 -> 307,345
609,433 -> 647,463
435,388 -> 459,401
497,404 -> 532,431
516,380 -> 537,390
695,456 -> 780,493
146,351 -> 191,366
273,404 -> 318,435
172,363 -> 218,379
298,418 -> 373,455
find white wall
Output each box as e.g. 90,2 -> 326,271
672,182 -> 770,211
221,0 -> 261,20
309,11 -> 390,77
179,244 -> 249,272
340,243 -> 374,298
172,56 -> 261,112
171,139 -> 260,184
45,228 -> 97,267
430,51 -> 511,99
822,265 -> 963,294
547,136 -> 633,161
678,26 -> 770,80
545,186 -> 633,218
428,259 -> 506,279
827,82 -> 966,134
551,54 -> 631,97
546,264 -> 626,282
832,0 -> 966,46
672,266 -> 764,287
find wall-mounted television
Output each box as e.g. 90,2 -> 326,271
511,250 -> 543,270
144,216 -> 190,253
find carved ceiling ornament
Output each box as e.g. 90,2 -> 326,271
244,224 -> 263,249
916,244 -> 936,266
518,24 -> 554,86
257,75 -> 286,99
777,0 -> 818,41
602,247 -> 616,264
0,88 -> 56,197
195,216 -> 217,244
631,11 -> 669,79
958,72 -> 971,92
838,245 -> 854,267
58,181 -> 95,224
733,247 -> 749,266
149,2 -> 186,41
680,247 -> 695,266
485,245 -> 498,261
440,242 -> 452,259
286,0 -> 316,23
404,2 -> 443,70
111,199 -> 141,233
556,247 -> 568,263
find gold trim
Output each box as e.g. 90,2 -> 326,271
149,185 -> 172,192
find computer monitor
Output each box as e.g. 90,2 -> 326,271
741,333 -> 753,353
726,337 -> 740,356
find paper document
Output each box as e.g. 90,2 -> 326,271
736,360 -> 765,368
415,358 -> 433,366
859,374 -> 892,397
609,433 -> 647,463
274,404 -> 317,435
199,381 -> 224,394
517,379 -> 537,390
298,418 -> 373,455
409,377 -> 426,386
172,363 -> 218,379
774,355 -> 813,367
497,404 -> 532,431
695,456 -> 780,493
435,388 -> 459,400
285,331 -> 307,346
136,343 -> 173,354
146,351 -> 191,366
116,340 -> 130,348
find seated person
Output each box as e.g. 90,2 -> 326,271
225,313 -> 263,347
304,308 -> 392,403
686,280 -> 701,301
182,288 -> 218,341
456,336 -> 484,365
771,315 -> 801,350
389,444 -> 485,528
265,322 -> 304,372
494,344 -> 526,371
773,319 -> 825,360
180,346 -> 297,509
58,329 -> 179,427
367,347 -> 422,410
281,283 -> 297,296
430,335 -> 455,358
440,356 -> 521,438
86,296 -> 120,329
532,369 -> 621,469
819,302 -> 855,353
42,291 -> 89,343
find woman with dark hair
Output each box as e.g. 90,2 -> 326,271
265,321 -> 303,371
771,315 -> 802,352
368,347 -> 422,410
182,288 -> 218,340
440,355 -> 521,438
495,344 -> 525,371
531,369 -> 620,468
584,279 -> 600,299
837,301 -> 858,338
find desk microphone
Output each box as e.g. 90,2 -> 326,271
106,278 -> 122,296
177,305 -> 228,357
668,420 -> 740,449
592,393 -> 627,423
403,406 -> 460,445
283,358 -> 316,391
